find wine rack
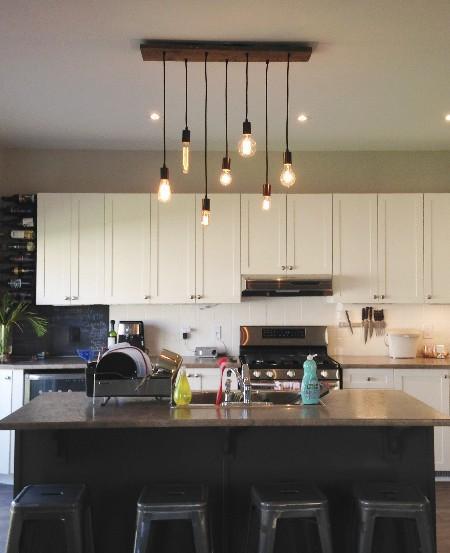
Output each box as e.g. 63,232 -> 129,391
0,194 -> 37,304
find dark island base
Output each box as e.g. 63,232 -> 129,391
14,426 -> 436,553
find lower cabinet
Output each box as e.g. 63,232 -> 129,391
343,367 -> 450,472
185,368 -> 222,392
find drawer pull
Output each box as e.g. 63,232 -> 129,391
366,377 -> 372,382
4,376 -> 12,380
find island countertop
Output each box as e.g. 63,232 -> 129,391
1,389 -> 450,430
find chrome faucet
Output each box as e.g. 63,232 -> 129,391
224,364 -> 252,404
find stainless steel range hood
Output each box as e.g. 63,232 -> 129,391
241,275 -> 333,297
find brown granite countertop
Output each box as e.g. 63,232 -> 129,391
335,355 -> 450,369
1,390 -> 449,430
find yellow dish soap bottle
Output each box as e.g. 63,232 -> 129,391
173,367 -> 192,406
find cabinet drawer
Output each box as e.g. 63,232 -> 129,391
343,368 -> 394,389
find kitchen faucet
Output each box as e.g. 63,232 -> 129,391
222,364 -> 252,405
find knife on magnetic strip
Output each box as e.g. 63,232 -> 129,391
362,307 -> 368,343
368,306 -> 374,339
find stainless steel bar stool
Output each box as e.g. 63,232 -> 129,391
6,484 -> 95,553
355,482 -> 434,553
250,482 -> 333,553
133,484 -> 210,553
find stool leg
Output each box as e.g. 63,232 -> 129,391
357,511 -> 375,553
415,510 -> 434,553
5,511 -> 23,553
84,506 -> 95,553
315,507 -> 334,553
191,510 -> 210,553
64,511 -> 84,553
133,511 -> 152,553
258,510 -> 278,553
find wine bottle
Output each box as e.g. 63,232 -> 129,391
1,217 -> 34,228
107,320 -> 117,348
10,266 -> 35,276
8,292 -> 33,302
1,194 -> 36,204
1,206 -> 34,216
4,254 -> 35,263
6,242 -> 36,252
1,278 -> 33,289
0,230 -> 35,240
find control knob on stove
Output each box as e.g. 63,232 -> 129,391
265,370 -> 275,379
287,370 -> 296,378
252,370 -> 261,378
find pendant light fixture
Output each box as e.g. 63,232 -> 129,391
158,51 -> 171,202
219,59 -> 232,186
238,53 -> 256,158
201,52 -> 210,226
280,53 -> 296,188
262,60 -> 271,211
181,58 -> 191,174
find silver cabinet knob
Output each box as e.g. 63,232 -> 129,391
373,294 -> 378,299
71,296 -> 78,300
426,294 -> 432,300
190,295 -> 195,300
380,294 -> 385,300
64,296 -> 70,301
187,373 -> 200,378
4,375 -> 12,380
288,266 -> 294,270
366,377 -> 372,382
144,295 -> 151,300
197,295 -> 202,300
281,265 -> 286,271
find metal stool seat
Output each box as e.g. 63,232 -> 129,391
133,484 -> 210,553
355,482 -> 434,553
251,482 -> 333,553
6,484 -> 94,553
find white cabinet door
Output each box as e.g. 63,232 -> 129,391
424,194 -> 450,304
196,194 -> 241,303
185,368 -> 222,391
394,369 -> 450,471
343,368 -> 394,389
378,194 -> 423,303
105,194 -> 151,304
287,194 -> 332,275
241,194 -> 287,275
333,194 -> 378,303
0,371 -> 13,475
151,194 -> 196,303
36,194 -> 72,305
70,194 -> 105,305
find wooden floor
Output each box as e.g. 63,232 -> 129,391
0,482 -> 449,552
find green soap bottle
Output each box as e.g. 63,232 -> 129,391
173,368 -> 192,406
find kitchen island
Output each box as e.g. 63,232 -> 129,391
1,390 -> 449,553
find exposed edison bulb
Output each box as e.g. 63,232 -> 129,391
181,128 -> 190,175
219,157 -> 232,186
280,151 -> 296,188
262,196 -> 271,211
201,197 -> 211,226
262,183 -> 271,211
238,121 -> 256,158
201,210 -> 210,226
158,166 -> 171,202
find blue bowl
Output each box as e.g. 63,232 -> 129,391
76,349 -> 101,363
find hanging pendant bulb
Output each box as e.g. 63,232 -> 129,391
262,183 -> 271,211
158,166 -> 171,202
238,54 -> 256,158
220,60 -> 232,186
261,60 -> 271,211
158,51 -> 172,202
219,157 -> 232,187
201,52 -> 211,226
280,53 -> 296,188
280,150 -> 296,188
201,197 -> 210,226
181,59 -> 191,174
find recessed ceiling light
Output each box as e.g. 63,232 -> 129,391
150,112 -> 160,121
445,114 -> 450,122
297,113 -> 308,123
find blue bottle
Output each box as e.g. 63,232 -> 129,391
301,354 -> 320,405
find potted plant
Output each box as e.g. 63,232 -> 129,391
0,293 -> 48,363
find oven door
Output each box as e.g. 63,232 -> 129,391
24,371 -> 86,403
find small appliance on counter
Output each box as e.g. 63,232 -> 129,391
194,346 -> 219,358
117,321 -> 145,350
385,331 -> 420,359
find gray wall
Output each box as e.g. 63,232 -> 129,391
0,148 -> 449,194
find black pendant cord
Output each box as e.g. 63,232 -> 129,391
163,51 -> 166,168
225,59 -> 229,158
184,58 -> 188,130
285,53 -> 290,152
245,52 -> 249,123
204,52 -> 208,199
265,59 -> 269,184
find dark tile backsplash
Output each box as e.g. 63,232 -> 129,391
12,305 -> 109,356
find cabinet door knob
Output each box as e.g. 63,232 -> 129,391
64,296 -> 70,301
288,266 -> 294,271
144,295 -> 151,300
281,265 -> 286,271
190,295 -> 195,300
71,296 -> 78,300
4,376 -> 12,380
366,377 -> 371,381
197,295 -> 202,300
380,294 -> 385,300
426,294 -> 432,300
373,294 -> 378,299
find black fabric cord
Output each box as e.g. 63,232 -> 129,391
163,51 -> 166,167
285,53 -> 290,151
225,59 -> 229,157
204,52 -> 208,198
265,59 -> 269,184
245,52 -> 249,122
184,58 -> 188,129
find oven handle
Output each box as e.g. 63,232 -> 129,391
25,372 -> 85,381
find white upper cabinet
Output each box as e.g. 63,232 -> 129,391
241,194 -> 287,275
105,194 -> 151,304
195,194 -> 241,303
378,194 -> 423,303
424,194 -> 450,303
333,194 -> 378,303
70,194 -> 105,305
150,194 -> 196,303
37,193 -> 73,305
287,194 -> 332,275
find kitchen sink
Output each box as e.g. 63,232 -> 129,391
188,390 -> 300,407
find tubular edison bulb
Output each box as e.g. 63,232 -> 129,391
158,167 -> 171,202
201,197 -> 210,226
262,196 -> 271,210
280,152 -> 296,188
262,183 -> 271,211
182,128 -> 190,175
219,157 -> 232,186
238,121 -> 256,158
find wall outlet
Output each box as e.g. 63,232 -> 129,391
422,323 -> 434,340
181,327 -> 191,340
214,324 -> 222,341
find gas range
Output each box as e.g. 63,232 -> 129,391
239,325 -> 342,390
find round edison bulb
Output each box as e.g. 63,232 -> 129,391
219,169 -> 232,186
158,179 -> 171,202
262,195 -> 271,211
201,210 -> 210,226
238,134 -> 256,158
280,163 -> 296,188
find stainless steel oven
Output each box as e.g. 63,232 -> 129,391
24,370 -> 86,403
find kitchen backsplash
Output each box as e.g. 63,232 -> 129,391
110,299 -> 450,358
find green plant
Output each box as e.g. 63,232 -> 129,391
0,293 -> 47,336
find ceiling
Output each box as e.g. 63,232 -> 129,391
0,0 -> 449,151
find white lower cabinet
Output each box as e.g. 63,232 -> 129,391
0,371 -> 13,475
185,368 -> 222,392
393,369 -> 450,472
343,368 -> 394,389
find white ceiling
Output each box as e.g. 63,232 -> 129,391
0,0 -> 449,151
